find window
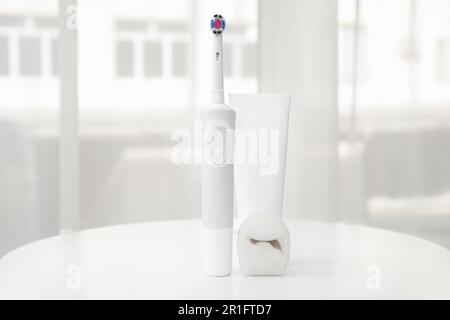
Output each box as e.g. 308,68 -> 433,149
0,14 -> 24,27
144,41 -> 162,77
0,36 -> 9,75
108,1 -> 258,112
222,23 -> 258,82
115,19 -> 190,79
0,15 -> 58,79
172,42 -> 187,77
19,37 -> 42,76
339,0 -> 450,115
116,40 -> 134,77
51,38 -> 58,76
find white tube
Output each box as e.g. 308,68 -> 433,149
229,93 -> 290,222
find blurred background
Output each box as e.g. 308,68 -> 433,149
0,0 -> 449,258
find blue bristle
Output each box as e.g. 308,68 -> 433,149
210,19 -> 213,29
222,20 -> 225,29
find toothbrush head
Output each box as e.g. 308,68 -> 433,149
210,14 -> 225,34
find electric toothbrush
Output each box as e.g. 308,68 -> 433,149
201,14 -> 236,276
210,14 -> 225,104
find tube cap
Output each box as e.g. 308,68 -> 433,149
202,228 -> 233,276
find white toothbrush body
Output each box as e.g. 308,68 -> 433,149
201,15 -> 235,276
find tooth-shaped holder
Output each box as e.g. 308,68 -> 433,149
238,214 -> 290,276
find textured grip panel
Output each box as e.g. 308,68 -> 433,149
201,107 -> 235,229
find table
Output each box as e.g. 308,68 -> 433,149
0,220 -> 449,299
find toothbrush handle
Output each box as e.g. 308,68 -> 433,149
200,106 -> 235,276
212,34 -> 224,104
201,107 -> 235,229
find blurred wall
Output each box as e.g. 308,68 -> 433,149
259,0 -> 339,221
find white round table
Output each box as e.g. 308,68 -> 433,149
0,220 -> 449,299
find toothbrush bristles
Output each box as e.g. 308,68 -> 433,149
210,14 -> 225,34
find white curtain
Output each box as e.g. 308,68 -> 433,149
1,0 -> 450,258
338,0 -> 450,247
0,0 -> 60,256
259,0 -> 339,221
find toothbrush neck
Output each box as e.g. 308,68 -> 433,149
212,34 -> 224,104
